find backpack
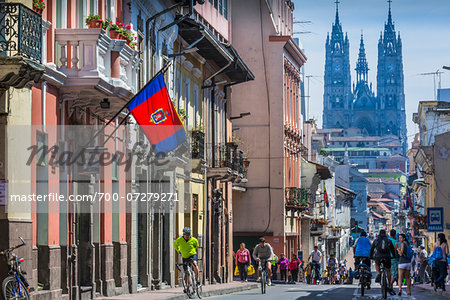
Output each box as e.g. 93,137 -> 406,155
431,246 -> 443,260
405,244 -> 413,260
377,237 -> 390,254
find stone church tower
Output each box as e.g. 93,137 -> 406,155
376,1 -> 407,153
322,1 -> 407,153
322,2 -> 352,130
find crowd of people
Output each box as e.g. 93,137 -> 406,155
234,238 -> 353,285
353,229 -> 449,296
233,230 -> 450,294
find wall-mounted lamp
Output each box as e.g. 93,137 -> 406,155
100,98 -> 110,109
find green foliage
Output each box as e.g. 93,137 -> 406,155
85,14 -> 101,25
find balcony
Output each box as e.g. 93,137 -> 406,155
285,187 -> 308,211
207,143 -> 248,181
310,223 -> 326,236
191,130 -> 205,160
54,28 -> 140,119
0,3 -> 44,89
327,227 -> 341,239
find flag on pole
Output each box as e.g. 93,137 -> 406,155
127,73 -> 186,154
324,188 -> 329,208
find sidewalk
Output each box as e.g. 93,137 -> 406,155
414,283 -> 450,299
96,281 -> 258,300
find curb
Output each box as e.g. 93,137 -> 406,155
161,283 -> 259,300
414,285 -> 450,299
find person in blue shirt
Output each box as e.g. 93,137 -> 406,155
353,231 -> 372,272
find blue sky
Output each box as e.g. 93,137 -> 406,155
294,0 -> 450,145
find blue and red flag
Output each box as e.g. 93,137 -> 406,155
324,188 -> 329,207
127,73 -> 186,154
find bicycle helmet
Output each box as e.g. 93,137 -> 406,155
183,227 -> 191,235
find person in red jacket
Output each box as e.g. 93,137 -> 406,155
235,243 -> 251,282
288,254 -> 302,283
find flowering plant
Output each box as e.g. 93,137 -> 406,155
109,22 -> 124,31
33,0 -> 45,10
129,41 -> 138,50
102,18 -> 112,30
311,218 -> 329,225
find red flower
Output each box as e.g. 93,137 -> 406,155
126,24 -> 131,30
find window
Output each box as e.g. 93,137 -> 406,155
193,84 -> 199,127
223,0 -> 228,19
176,69 -> 182,111
184,77 -> 191,129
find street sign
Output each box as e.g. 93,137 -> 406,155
427,207 -> 444,232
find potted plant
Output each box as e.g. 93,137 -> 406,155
102,18 -> 112,31
109,22 -> 124,39
33,0 -> 45,14
85,14 -> 102,28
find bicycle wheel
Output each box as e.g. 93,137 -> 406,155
381,271 -> 387,299
261,270 -> 266,294
360,277 -> 365,296
194,272 -> 202,299
188,269 -> 197,299
2,276 -> 30,300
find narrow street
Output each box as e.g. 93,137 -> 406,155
209,282 -> 448,300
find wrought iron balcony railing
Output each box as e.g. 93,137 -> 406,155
191,130 -> 205,159
285,187 -> 308,207
0,3 -> 42,63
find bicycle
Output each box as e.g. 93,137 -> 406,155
176,260 -> 202,299
310,262 -> 320,285
1,237 -> 34,300
327,267 -> 336,284
379,260 -> 388,299
356,263 -> 371,297
258,259 -> 269,294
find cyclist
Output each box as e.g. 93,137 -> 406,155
174,227 -> 200,285
309,245 -> 322,282
353,230 -> 372,287
253,237 -> 274,286
369,229 -> 396,295
327,253 -> 337,283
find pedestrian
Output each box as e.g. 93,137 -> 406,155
418,245 -> 428,284
397,233 -> 412,296
278,254 -> 289,283
235,243 -> 251,282
272,253 -> 279,281
288,254 -> 301,283
388,229 -> 398,289
432,233 -> 449,291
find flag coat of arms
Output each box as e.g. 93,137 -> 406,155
127,73 -> 186,153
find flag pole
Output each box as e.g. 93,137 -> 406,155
85,61 -> 173,147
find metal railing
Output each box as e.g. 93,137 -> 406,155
213,143 -> 247,176
285,187 -> 309,206
191,131 -> 205,159
0,3 -> 42,63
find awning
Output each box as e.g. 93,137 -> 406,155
308,161 -> 332,180
336,185 -> 356,196
177,18 -> 254,84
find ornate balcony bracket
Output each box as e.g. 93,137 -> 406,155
0,57 -> 44,89
207,167 -> 233,181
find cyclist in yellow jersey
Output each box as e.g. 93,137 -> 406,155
174,227 -> 200,284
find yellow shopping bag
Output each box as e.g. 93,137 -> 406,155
234,265 -> 239,276
248,264 -> 255,275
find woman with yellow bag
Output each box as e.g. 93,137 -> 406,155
236,243 -> 252,282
